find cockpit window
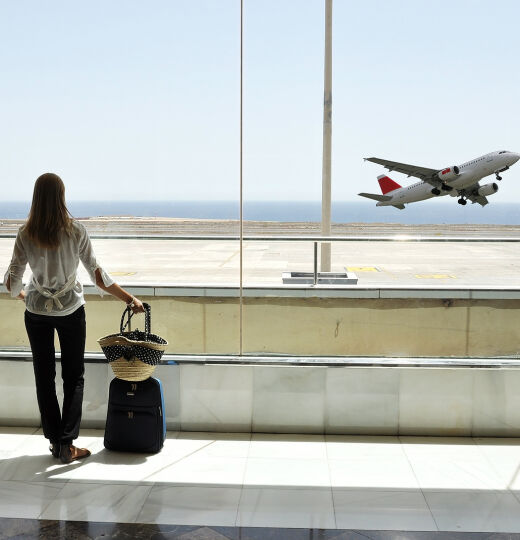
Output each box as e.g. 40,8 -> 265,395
499,150 -> 507,154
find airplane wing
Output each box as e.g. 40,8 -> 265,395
464,182 -> 489,206
364,157 -> 440,184
468,194 -> 489,206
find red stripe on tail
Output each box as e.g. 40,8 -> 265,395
377,175 -> 402,194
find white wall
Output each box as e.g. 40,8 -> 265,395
2,361 -> 520,436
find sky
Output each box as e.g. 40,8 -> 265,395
1,0 -> 519,203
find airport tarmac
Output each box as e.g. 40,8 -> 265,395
2,217 -> 520,237
1,219 -> 519,288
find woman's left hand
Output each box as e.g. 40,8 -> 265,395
17,291 -> 26,302
131,297 -> 145,314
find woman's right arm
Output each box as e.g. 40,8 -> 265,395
3,231 -> 27,300
5,275 -> 26,301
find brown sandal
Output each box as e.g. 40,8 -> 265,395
60,444 -> 91,464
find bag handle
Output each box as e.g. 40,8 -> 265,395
120,302 -> 151,334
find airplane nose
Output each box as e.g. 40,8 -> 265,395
512,152 -> 520,163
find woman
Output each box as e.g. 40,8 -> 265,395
4,173 -> 144,464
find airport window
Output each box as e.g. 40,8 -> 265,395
1,2 -> 519,363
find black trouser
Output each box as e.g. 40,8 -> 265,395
24,306 -> 86,445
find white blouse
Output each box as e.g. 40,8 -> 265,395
3,220 -> 114,316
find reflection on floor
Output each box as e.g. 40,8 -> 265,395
0,428 -> 520,535
3,518 -> 520,540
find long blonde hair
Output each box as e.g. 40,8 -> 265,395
25,173 -> 73,248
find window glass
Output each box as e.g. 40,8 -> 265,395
0,1 -> 241,356
241,0 -> 520,360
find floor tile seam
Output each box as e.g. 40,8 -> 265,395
323,433 -> 338,529
43,477 -> 73,487
0,478 -> 69,489
233,486 -> 246,527
39,483 -> 156,524
246,454 -> 330,461
399,438 -> 441,532
169,452 -> 249,461
237,437 -> 253,497
420,488 -> 520,495
46,479 -> 156,486
325,441 -> 339,530
35,480 -> 70,521
52,479 -> 157,489
242,482 -> 332,490
250,435 -> 327,443
234,487 -> 338,531
140,440 -> 218,482
132,483 -> 155,524
3,474 -> 72,486
471,436 -> 520,492
350,530 -> 382,540
326,455 -> 411,462
240,484 -> 333,492
0,478 -> 68,489
244,442 -> 332,489
233,438 -> 252,526
330,487 -> 427,493
246,455 -> 329,461
143,481 -> 245,489
243,436 -> 252,461
330,486 -> 520,496
187,453 -> 250,461
148,482 -> 245,491
442,460 -> 509,491
393,450 -> 507,468
322,444 -> 334,490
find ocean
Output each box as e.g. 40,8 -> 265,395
1,200 -> 519,225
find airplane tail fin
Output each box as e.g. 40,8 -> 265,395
377,174 -> 401,194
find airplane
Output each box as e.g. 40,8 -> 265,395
359,150 -> 520,209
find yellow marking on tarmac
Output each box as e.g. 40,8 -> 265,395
346,266 -> 379,272
110,272 -> 137,276
415,274 -> 456,279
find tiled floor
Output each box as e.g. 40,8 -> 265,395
1,427 -> 520,534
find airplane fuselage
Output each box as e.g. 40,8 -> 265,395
376,180 -> 436,206
376,150 -> 519,207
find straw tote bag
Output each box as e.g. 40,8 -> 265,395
98,303 -> 168,381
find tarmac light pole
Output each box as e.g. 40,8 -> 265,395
321,0 -> 332,272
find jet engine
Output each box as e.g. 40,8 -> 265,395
478,183 -> 499,196
437,166 -> 460,182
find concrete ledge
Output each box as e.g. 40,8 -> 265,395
96,284 -> 520,301
4,283 -> 520,300
2,291 -> 520,357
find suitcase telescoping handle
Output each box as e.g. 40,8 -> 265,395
120,302 -> 151,334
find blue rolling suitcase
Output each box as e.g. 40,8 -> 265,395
104,377 -> 166,453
